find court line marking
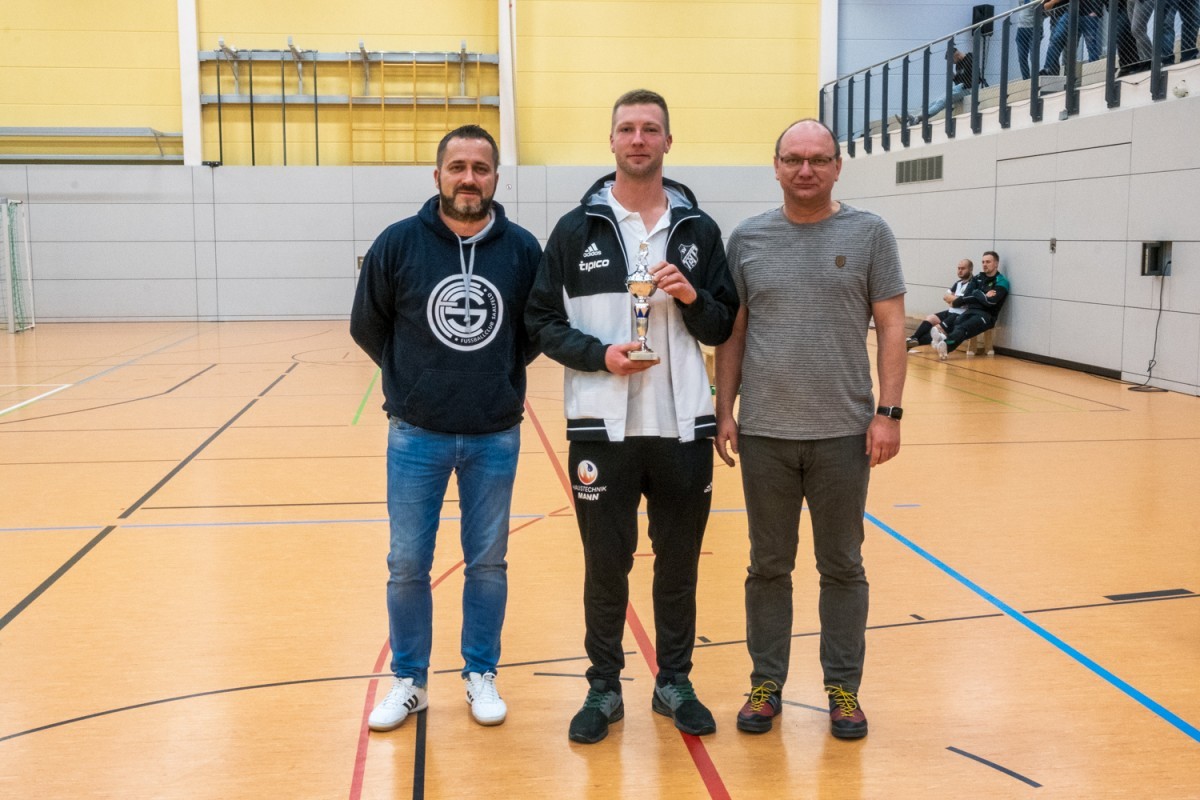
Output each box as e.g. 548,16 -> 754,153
352,368 -> 380,426
0,384 -> 72,417
867,511 -> 1200,744
947,746 -> 1042,788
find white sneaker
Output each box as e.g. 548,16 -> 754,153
930,326 -> 949,360
368,677 -> 428,731
464,671 -> 507,726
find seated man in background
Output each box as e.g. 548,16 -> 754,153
907,258 -> 973,350
930,250 -> 1010,360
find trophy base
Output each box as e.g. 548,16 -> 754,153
628,350 -> 660,362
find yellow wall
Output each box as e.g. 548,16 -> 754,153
0,1 -> 181,128
0,0 -> 822,166
516,0 -> 821,165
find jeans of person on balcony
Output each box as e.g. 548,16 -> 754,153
1042,13 -> 1104,73
1016,26 -> 1036,79
925,83 -> 967,119
1134,0 -> 1200,62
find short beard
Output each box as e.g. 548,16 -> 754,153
439,189 -> 492,223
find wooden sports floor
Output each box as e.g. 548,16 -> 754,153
1,321 -> 1198,799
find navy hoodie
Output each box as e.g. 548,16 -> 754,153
350,196 -> 542,434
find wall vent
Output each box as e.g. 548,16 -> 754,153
896,155 -> 943,184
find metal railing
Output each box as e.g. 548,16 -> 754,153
820,0 -> 1197,156
0,127 -> 184,164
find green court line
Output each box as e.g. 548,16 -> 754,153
352,368 -> 381,425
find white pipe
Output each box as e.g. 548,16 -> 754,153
177,0 -> 203,165
498,0 -> 519,165
819,0 -> 840,89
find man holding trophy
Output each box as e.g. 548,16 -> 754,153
526,89 -> 739,744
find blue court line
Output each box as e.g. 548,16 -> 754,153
866,511 -> 1200,743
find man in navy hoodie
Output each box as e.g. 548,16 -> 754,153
351,125 -> 542,732
526,90 -> 739,744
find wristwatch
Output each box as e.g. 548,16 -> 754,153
876,406 -> 903,420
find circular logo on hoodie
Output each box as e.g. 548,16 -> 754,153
427,275 -> 503,351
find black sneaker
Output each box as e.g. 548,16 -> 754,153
568,680 -> 624,744
826,685 -> 868,739
736,680 -> 782,733
652,675 -> 716,736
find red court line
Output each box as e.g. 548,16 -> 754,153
349,515 -> 545,799
527,397 -> 731,799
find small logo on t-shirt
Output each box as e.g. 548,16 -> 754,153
583,242 -> 602,258
678,243 -> 699,270
835,255 -> 846,268
426,275 -> 503,351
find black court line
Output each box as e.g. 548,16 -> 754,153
534,673 -> 636,681
913,358 -> 1131,412
0,365 -> 298,633
412,709 -> 427,800
118,398 -> 259,519
0,364 -> 217,426
1,649 -> 639,743
0,673 -> 387,743
0,526 -> 117,633
947,746 -> 1043,788
693,591 -> 1200,651
1105,588 -> 1192,602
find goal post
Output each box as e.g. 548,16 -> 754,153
1,198 -> 35,333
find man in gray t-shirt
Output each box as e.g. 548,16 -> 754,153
715,119 -> 907,741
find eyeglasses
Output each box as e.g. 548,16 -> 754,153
778,155 -> 837,169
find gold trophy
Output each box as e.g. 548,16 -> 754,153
625,241 -> 660,362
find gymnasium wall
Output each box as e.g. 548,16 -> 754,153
0,2 -> 182,129
514,0 -> 822,165
836,92 -> 1200,396
4,86 -> 1197,394
0,0 -> 823,166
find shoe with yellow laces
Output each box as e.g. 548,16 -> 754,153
736,680 -> 782,733
826,685 -> 868,739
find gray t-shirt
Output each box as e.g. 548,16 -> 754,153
727,203 -> 905,440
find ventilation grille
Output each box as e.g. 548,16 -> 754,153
896,155 -> 943,184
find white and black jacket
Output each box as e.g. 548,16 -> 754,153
525,174 -> 739,443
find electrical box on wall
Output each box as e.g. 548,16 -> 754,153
1141,242 -> 1172,276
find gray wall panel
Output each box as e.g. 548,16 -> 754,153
215,241 -> 355,279
1053,176 -> 1130,242
995,183 -> 1056,240
352,166 -> 435,203
0,166 -> 29,201
27,165 -> 193,204
32,241 -> 197,280
214,166 -> 354,204
1049,300 -> 1123,370
353,203 -> 423,242
35,278 -> 199,319
33,204 -> 195,242
1127,168 -> 1200,240
1049,240 -> 1128,307
214,203 -> 353,242
1122,308 -> 1200,386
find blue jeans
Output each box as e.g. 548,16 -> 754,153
384,417 -> 520,685
1043,13 -> 1103,72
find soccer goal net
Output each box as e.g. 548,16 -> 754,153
1,199 -> 35,333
